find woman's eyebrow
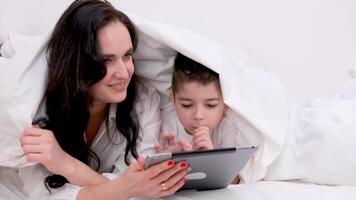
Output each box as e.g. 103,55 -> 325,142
126,47 -> 133,54
100,54 -> 115,58
100,47 -> 133,58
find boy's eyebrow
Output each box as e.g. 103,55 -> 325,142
178,98 -> 221,101
178,98 -> 192,101
205,98 -> 221,101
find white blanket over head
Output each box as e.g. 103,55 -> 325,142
0,33 -> 49,168
0,11 -> 288,184
127,13 -> 289,182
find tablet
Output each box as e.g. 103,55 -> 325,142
144,146 -> 256,190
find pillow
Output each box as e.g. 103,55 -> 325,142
265,80 -> 356,186
0,32 -> 50,167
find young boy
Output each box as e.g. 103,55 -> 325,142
156,53 -> 248,153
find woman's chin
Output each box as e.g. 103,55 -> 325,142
110,94 -> 127,103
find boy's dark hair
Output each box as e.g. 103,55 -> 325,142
172,53 -> 221,93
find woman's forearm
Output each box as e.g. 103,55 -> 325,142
76,177 -> 130,200
62,153 -> 109,186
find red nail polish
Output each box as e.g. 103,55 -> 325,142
167,160 -> 174,166
180,162 -> 187,168
184,178 -> 188,184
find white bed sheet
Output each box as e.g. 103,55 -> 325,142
161,181 -> 355,200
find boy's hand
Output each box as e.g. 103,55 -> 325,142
155,132 -> 181,153
192,126 -> 213,150
155,132 -> 193,153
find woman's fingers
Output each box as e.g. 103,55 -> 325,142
154,161 -> 189,183
22,143 -> 45,154
21,135 -> 40,145
159,176 -> 187,197
127,157 -> 146,173
153,162 -> 189,197
21,127 -> 45,137
145,159 -> 175,179
25,152 -> 43,163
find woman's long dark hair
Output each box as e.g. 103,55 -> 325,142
44,0 -> 138,189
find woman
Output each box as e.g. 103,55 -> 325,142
20,0 -> 189,199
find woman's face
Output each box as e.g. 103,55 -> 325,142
90,21 -> 134,107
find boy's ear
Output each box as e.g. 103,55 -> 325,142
170,91 -> 176,108
223,104 -> 228,113
170,91 -> 174,101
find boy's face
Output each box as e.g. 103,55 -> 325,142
172,81 -> 226,135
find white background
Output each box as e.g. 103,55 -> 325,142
1,0 -> 355,102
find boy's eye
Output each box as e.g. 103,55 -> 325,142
181,104 -> 192,108
206,104 -> 218,108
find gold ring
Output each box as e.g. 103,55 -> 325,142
161,182 -> 167,191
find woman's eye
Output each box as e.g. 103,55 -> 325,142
123,53 -> 132,61
181,104 -> 192,108
103,58 -> 113,64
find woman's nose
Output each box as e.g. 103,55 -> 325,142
113,60 -> 129,79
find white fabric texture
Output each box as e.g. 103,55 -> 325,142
0,32 -> 50,168
164,181 -> 356,200
265,80 -> 356,186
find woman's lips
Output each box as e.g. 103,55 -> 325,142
109,82 -> 125,91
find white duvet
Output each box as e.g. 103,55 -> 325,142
167,181 -> 356,200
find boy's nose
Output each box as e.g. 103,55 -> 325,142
194,108 -> 204,121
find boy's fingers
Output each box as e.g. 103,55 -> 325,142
168,134 -> 176,146
194,126 -> 209,134
178,140 -> 193,151
162,132 -> 171,148
154,144 -> 162,153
